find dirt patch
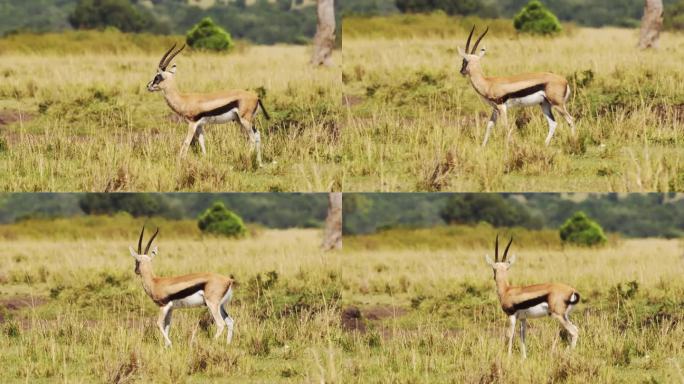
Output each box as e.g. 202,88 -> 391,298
0,296 -> 47,323
0,110 -> 35,127
364,305 -> 408,321
341,304 -> 409,334
653,104 -> 684,123
341,306 -> 365,333
343,94 -> 365,108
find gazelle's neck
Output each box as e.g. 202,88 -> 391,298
468,63 -> 490,98
138,262 -> 157,298
494,271 -> 510,301
161,80 -> 186,116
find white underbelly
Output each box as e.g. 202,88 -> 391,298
173,290 -> 205,308
506,91 -> 546,108
516,302 -> 549,319
200,108 -> 239,124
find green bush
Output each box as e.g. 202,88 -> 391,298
665,0 -> 684,30
198,201 -> 246,238
559,211 -> 607,246
513,0 -> 562,35
186,17 -> 234,52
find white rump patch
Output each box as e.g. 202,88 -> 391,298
516,302 -> 549,319
506,91 -> 546,108
173,290 -> 205,308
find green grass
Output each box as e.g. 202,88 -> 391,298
342,16 -> 684,192
0,30 -> 342,192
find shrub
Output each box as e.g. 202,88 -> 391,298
559,211 -> 607,246
513,0 -> 562,35
68,0 -> 166,33
186,17 -> 234,52
198,201 -> 246,238
665,0 -> 684,30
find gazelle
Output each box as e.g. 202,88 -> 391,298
129,225 -> 236,347
485,235 -> 580,358
147,44 -> 270,166
458,26 -> 576,146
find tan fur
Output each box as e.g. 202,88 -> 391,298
459,47 -> 575,146
148,47 -> 267,166
131,236 -> 236,347
485,240 -> 580,358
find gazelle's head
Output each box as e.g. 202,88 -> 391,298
147,44 -> 185,92
457,26 -> 488,76
129,225 -> 159,275
484,235 -> 516,280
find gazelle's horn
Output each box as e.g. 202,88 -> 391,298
471,26 -> 489,54
162,44 -> 185,70
137,225 -> 145,254
494,234 -> 499,262
145,228 -> 159,255
158,44 -> 176,70
502,237 -> 513,262
465,25 -> 475,53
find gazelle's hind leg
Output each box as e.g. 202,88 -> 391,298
520,319 -> 528,359
552,313 -> 579,349
557,105 -> 576,136
220,302 -> 234,344
207,302 -> 226,340
507,315 -> 517,355
541,99 -> 558,146
195,125 -> 207,155
238,115 -> 262,167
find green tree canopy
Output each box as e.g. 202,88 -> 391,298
78,194 -> 182,218
440,194 -> 542,228
513,0 -> 562,35
68,0 -> 166,33
197,201 -> 247,238
559,211 -> 607,246
186,17 -> 234,52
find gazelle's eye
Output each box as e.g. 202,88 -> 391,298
154,74 -> 163,84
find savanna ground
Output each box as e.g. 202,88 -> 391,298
343,15 -> 684,192
341,225 -> 684,383
0,216 -> 345,383
0,31 -> 342,192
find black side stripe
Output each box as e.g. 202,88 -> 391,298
505,294 -> 549,315
193,100 -> 240,121
162,282 -> 206,304
495,83 -> 546,104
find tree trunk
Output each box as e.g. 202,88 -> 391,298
322,192 -> 342,251
638,0 -> 664,49
311,0 -> 336,66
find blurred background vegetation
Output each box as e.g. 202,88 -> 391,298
344,193 -> 684,239
343,0 -> 684,30
0,193 -> 327,229
0,0 -> 342,45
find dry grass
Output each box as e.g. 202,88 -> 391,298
0,32 -> 342,192
339,229 -> 684,383
0,226 -> 346,382
342,23 -> 684,191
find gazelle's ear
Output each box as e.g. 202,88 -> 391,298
129,246 -> 138,258
507,254 -> 516,267
457,46 -> 467,59
485,254 -> 494,266
478,47 -> 486,58
151,246 -> 159,259
168,64 -> 177,74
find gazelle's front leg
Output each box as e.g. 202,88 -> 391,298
195,125 -> 207,155
507,314 -> 517,355
482,108 -> 499,147
179,121 -> 199,159
157,302 -> 174,347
